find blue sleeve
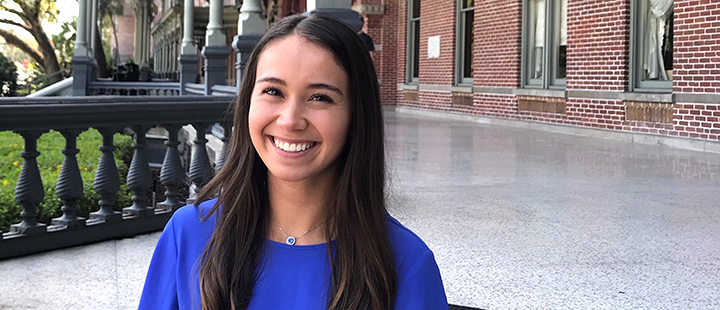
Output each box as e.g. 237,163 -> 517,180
395,250 -> 449,310
138,217 -> 180,310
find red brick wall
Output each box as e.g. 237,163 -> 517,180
671,0 -> 720,140
474,0 -> 522,87
378,0 -> 400,105
351,0 -> 399,105
565,0 -> 629,91
562,0 -> 630,139
395,0 -> 408,105
674,0 -> 720,94
387,0 -> 720,143
418,0 -> 456,85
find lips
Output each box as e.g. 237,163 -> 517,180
271,136 -> 318,153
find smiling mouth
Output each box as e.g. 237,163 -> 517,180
270,136 -> 318,153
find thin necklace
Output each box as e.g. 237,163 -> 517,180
271,216 -> 326,246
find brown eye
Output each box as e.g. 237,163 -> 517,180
262,87 -> 283,97
310,94 -> 334,103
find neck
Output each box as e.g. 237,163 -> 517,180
266,171 -> 335,245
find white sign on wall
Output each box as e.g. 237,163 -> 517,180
428,36 -> 441,58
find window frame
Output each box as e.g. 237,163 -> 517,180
455,0 -> 474,86
521,0 -> 566,89
406,0 -> 421,84
629,0 -> 673,93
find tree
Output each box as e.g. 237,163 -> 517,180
51,16 -> 75,68
0,51 -> 18,97
98,0 -> 124,76
89,0 -> 126,78
0,0 -> 63,84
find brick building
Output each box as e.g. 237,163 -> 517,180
360,0 -> 720,145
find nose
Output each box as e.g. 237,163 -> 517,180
276,100 -> 307,131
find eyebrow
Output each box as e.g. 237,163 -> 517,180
256,77 -> 344,96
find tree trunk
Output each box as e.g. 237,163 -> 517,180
29,23 -> 62,85
0,29 -> 43,66
94,23 -> 111,78
111,14 -> 120,67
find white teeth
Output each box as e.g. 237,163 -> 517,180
273,137 -> 314,152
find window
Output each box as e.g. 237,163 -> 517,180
456,0 -> 474,85
406,0 -> 420,83
522,0 -> 566,88
631,0 -> 673,92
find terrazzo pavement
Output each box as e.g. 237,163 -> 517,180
1,109 -> 719,309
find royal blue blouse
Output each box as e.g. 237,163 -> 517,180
138,199 -> 448,309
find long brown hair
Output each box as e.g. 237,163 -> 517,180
196,14 -> 396,309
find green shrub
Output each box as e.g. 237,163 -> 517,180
0,52 -> 18,97
0,129 -> 135,232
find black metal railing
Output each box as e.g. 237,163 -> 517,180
0,95 -> 234,259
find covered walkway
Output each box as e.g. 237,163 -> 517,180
1,109 -> 719,309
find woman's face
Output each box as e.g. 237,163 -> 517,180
248,34 -> 351,184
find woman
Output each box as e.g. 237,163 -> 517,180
139,14 -> 447,310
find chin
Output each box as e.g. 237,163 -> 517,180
267,168 -> 314,183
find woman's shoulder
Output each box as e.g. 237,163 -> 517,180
171,198 -> 219,223
385,215 -> 448,307
165,198 -> 219,242
385,214 -> 434,270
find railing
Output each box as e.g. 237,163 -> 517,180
18,67 -> 73,94
0,95 -> 234,259
211,85 -> 239,96
88,81 -> 181,96
185,83 -> 206,95
155,71 -> 179,81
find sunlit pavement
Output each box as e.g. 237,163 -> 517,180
2,108 -> 719,309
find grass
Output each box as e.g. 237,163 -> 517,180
0,129 -> 134,232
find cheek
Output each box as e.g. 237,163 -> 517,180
247,101 -> 265,147
323,111 -> 351,146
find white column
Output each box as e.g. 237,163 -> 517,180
86,0 -> 94,56
74,0 -> 88,56
206,0 -> 226,46
172,36 -> 178,72
238,0 -> 265,36
141,3 -> 149,64
133,1 -> 143,61
181,0 -> 196,54
166,43 -> 171,72
90,0 -> 99,56
164,42 -> 169,73
306,0 -> 352,11
179,0 -> 199,94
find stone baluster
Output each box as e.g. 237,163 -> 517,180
123,126 -> 154,217
51,129 -> 87,229
187,123 -> 214,204
91,128 -> 122,222
10,131 -> 47,235
215,122 -> 232,172
157,125 -> 184,211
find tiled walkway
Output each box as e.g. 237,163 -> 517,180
2,108 -> 719,309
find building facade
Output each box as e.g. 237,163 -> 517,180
360,0 -> 720,143
104,0 -> 720,143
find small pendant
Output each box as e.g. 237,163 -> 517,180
286,236 -> 296,245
